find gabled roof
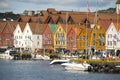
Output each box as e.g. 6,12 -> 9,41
8,21 -> 18,30
69,13 -> 87,24
67,24 -> 74,34
0,21 -> 7,32
18,22 -> 26,32
29,23 -> 47,34
60,24 -> 66,32
50,15 -> 59,23
114,22 -> 120,31
49,24 -> 58,33
39,16 -> 48,23
37,24 -> 47,34
17,16 -> 31,22
28,22 -> 37,34
2,21 -> 18,33
98,19 -> 112,32
30,16 -> 38,23
59,14 -> 67,23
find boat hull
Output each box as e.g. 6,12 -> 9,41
61,63 -> 91,71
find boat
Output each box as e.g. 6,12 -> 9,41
115,65 -> 120,68
61,62 -> 91,71
50,59 -> 70,65
42,55 -> 50,60
0,49 -> 15,60
31,54 -> 50,60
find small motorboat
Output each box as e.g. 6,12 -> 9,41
61,62 -> 91,71
0,49 -> 15,60
50,59 -> 70,65
32,54 -> 50,60
42,55 -> 50,60
32,54 -> 44,60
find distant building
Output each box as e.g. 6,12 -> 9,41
23,10 -> 35,16
116,0 -> 120,14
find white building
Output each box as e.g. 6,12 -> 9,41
23,23 -> 42,52
13,22 -> 43,52
106,22 -> 119,51
13,22 -> 26,48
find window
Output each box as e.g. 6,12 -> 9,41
48,34 -> 51,38
27,30 -> 29,33
93,33 -> 96,38
59,28 -> 61,31
37,41 -> 39,46
56,34 -> 58,38
110,41 -> 112,46
19,36 -> 20,39
19,41 -> 21,45
37,36 -> 39,39
110,34 -> 112,38
113,40 -> 116,46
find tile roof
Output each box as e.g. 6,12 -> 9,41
29,23 -> 47,34
17,16 -> 31,22
114,22 -> 120,31
0,21 -> 7,32
18,22 -> 26,32
17,9 -> 119,25
98,19 -> 112,32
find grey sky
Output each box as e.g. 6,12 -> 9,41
0,0 -> 117,14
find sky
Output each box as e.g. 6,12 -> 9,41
0,0 -> 117,14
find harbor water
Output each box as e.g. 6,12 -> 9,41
0,60 -> 119,80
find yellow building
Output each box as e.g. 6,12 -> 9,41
53,24 -> 66,51
77,23 -> 106,52
77,25 -> 92,51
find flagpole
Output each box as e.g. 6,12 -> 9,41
86,0 -> 90,58
93,0 -> 98,53
66,12 -> 68,50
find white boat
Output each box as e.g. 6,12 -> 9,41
115,65 -> 120,68
42,55 -> 50,60
50,59 -> 70,65
0,49 -> 14,60
32,54 -> 50,60
61,62 -> 91,71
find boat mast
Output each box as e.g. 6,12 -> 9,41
94,0 -> 98,52
86,0 -> 90,57
66,12 -> 68,50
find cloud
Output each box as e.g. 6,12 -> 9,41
0,0 -> 117,13
11,0 -> 117,8
0,2 -> 9,8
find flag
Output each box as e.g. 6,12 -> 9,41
99,35 -> 104,43
87,1 -> 91,14
113,34 -> 120,42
